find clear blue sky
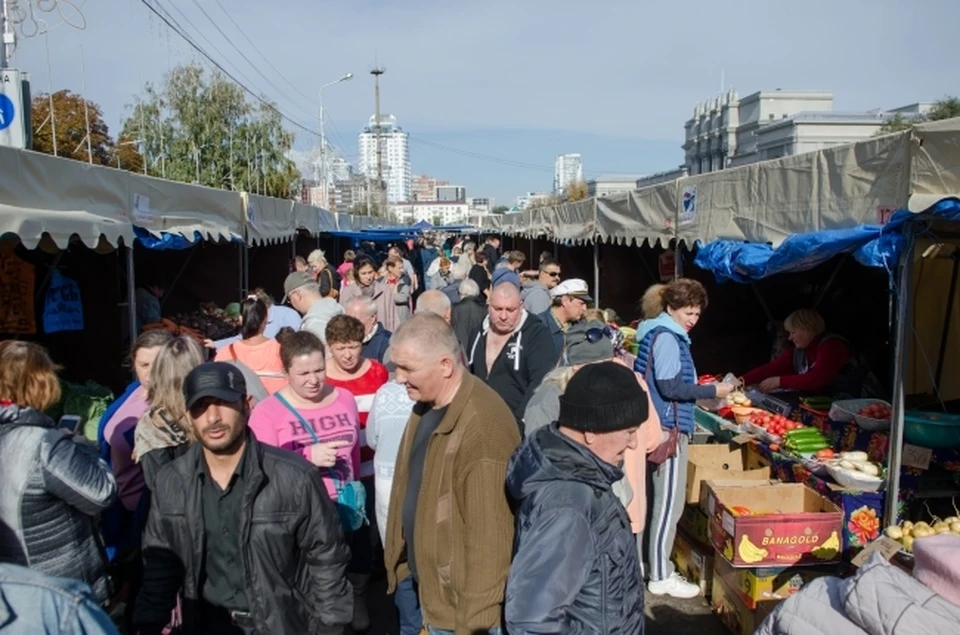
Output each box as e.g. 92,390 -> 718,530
9,0 -> 959,205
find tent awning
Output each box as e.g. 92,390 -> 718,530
693,198 -> 960,283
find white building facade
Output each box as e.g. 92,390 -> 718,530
516,192 -> 553,211
359,114 -> 411,203
390,201 -> 470,226
587,176 -> 641,198
554,153 -> 583,194
681,90 -> 931,177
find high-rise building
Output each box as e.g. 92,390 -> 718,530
359,114 -> 411,204
333,175 -> 371,214
436,185 -> 466,202
411,175 -> 449,202
554,153 -> 583,194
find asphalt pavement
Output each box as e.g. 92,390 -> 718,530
362,575 -> 728,634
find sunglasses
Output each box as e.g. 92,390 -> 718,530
545,271 -> 561,277
583,325 -> 617,344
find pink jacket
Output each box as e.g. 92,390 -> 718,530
622,370 -> 663,534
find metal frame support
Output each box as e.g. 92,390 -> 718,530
593,241 -> 600,308
125,242 -> 137,350
884,226 -> 915,528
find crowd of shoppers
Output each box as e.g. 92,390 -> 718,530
0,232 -> 754,635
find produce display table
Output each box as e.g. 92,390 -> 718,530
799,408 -> 960,496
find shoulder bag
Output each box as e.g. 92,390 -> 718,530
643,332 -> 680,466
274,393 -> 367,532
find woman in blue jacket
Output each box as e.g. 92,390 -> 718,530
634,279 -> 733,599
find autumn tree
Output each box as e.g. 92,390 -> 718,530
31,90 -> 117,166
565,180 -> 589,202
120,63 -> 299,198
877,96 -> 960,135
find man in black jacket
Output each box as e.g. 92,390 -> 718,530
133,363 -> 351,635
466,282 -> 557,426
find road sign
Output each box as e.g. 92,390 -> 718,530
0,94 -> 13,131
0,69 -> 26,149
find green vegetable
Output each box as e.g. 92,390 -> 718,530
786,440 -> 830,451
785,429 -> 827,440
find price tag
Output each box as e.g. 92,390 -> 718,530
852,536 -> 902,567
732,433 -> 757,445
721,510 -> 735,535
901,444 -> 933,471
133,194 -> 153,224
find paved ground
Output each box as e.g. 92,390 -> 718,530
363,575 -> 728,634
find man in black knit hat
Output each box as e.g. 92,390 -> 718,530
504,361 -> 647,635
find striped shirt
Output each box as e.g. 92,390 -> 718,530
326,361 -> 389,478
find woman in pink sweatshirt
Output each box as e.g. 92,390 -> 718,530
248,330 -> 360,499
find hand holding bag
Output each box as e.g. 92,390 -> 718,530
274,393 -> 368,532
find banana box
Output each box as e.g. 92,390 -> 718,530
678,504 -> 711,548
714,551 -> 838,609
686,443 -> 771,504
703,481 -> 843,568
671,530 -> 714,597
710,566 -> 781,635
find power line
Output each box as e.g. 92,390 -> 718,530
139,0 -> 321,137
208,0 -> 354,153
408,135 -> 554,172
190,0 -> 319,122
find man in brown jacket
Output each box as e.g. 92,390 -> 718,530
385,312 -> 520,635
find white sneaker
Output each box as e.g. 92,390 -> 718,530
647,572 -> 700,599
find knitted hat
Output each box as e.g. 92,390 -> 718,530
563,320 -> 614,366
559,362 -> 649,433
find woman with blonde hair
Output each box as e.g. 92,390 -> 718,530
133,336 -> 204,492
742,308 -> 870,397
0,341 -> 117,602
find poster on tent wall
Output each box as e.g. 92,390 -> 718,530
0,251 -> 36,334
43,271 -> 84,334
680,185 -> 697,225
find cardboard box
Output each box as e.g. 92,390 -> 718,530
744,441 -> 772,471
671,531 -> 714,597
714,550 -> 837,609
710,566 -> 781,635
686,443 -> 771,504
679,504 -> 712,548
704,482 -> 844,567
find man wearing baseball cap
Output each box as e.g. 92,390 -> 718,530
134,362 -> 351,635
283,271 -> 344,344
538,278 -> 592,358
505,362 -> 646,634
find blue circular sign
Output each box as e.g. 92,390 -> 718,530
0,94 -> 14,131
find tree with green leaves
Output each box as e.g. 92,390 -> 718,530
491,205 -> 510,214
876,96 -> 960,135
119,62 -> 300,198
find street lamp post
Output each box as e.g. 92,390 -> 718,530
318,72 -> 353,210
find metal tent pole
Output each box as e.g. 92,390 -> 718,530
884,226 -> 915,528
593,241 -> 600,308
126,242 -> 137,350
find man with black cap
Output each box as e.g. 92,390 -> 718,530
504,361 -> 646,635
133,362 -> 351,635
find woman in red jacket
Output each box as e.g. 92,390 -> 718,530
742,309 -> 859,396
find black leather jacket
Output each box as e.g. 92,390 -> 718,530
133,432 -> 351,635
0,404 -> 117,603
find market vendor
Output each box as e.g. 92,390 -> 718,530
742,308 -> 864,397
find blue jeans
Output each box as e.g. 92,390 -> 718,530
394,576 -> 423,635
428,628 -> 502,635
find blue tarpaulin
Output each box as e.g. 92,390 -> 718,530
133,226 -> 243,251
694,198 -> 960,284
